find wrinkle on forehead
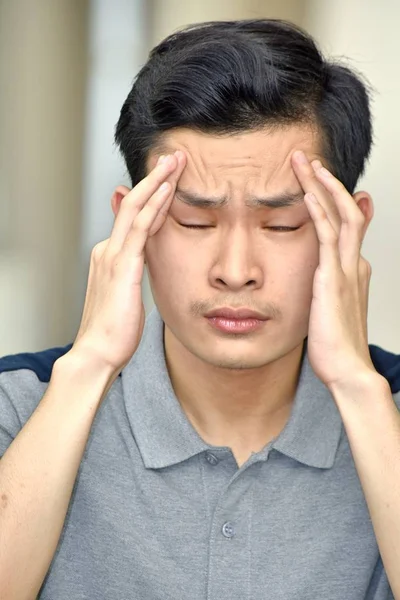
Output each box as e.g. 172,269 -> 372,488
151,126 -> 322,197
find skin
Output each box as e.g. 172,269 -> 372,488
111,126 -> 373,466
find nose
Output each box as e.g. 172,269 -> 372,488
209,227 -> 263,292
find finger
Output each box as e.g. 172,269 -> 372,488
110,152 -> 181,249
119,181 -> 172,265
304,192 -> 342,275
359,256 -> 372,341
147,150 -> 187,236
158,150 -> 187,204
291,151 -> 340,235
312,165 -> 365,273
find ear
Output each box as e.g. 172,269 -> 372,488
352,190 -> 374,238
111,185 -> 131,217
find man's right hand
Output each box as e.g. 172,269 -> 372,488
0,155 -> 188,599
72,150 -> 186,377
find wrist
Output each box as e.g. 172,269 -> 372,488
329,369 -> 389,396
329,369 -> 391,406
53,345 -> 119,397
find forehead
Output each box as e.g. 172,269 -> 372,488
150,125 -> 322,195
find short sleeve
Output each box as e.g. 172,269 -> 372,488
370,344 -> 400,395
0,343 -> 72,457
0,370 -> 50,458
0,380 -> 22,456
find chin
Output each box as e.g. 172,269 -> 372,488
192,341 -> 283,371
210,357 -> 274,371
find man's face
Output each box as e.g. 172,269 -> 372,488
145,126 -> 322,370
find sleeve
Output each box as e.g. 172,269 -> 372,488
393,391 -> 400,412
0,370 -> 47,458
369,344 -> 400,412
0,345 -> 68,457
0,380 -> 23,457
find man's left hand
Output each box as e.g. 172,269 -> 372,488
291,150 -> 377,393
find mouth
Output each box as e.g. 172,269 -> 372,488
204,308 -> 269,334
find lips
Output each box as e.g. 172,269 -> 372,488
205,307 -> 268,320
205,309 -> 268,334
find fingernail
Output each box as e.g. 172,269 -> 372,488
162,154 -> 174,166
174,150 -> 182,158
311,160 -> 322,171
294,150 -> 307,164
157,155 -> 166,165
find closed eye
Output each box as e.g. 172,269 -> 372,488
266,226 -> 300,232
179,224 -> 300,232
179,224 -> 211,229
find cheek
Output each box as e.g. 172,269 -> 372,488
146,221 -> 319,303
145,226 -> 200,285
283,239 -> 319,309
268,230 -> 318,305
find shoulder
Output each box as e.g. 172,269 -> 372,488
0,344 -> 73,453
369,344 -> 400,409
1,341 -> 399,389
369,344 -> 400,395
0,343 -> 73,382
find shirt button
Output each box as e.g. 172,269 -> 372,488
221,521 -> 235,538
205,452 -> 219,466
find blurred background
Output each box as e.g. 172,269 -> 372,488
0,0 -> 399,356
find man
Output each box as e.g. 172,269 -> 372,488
0,18 -> 399,600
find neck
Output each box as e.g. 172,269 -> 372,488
164,326 -> 305,465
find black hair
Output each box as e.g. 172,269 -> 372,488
115,19 -> 373,193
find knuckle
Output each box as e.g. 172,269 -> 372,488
327,228 -> 339,243
133,210 -> 152,232
319,216 -> 338,242
103,249 -> 118,270
158,206 -> 169,219
130,216 -> 144,234
124,193 -> 139,210
91,240 -> 107,262
360,257 -> 372,278
353,211 -> 365,227
326,234 -> 338,245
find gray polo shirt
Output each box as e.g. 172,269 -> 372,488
0,308 -> 399,599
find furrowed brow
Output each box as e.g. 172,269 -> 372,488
247,192 -> 305,208
175,189 -> 304,209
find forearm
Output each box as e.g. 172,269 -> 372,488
332,373 -> 400,600
0,350 -> 115,600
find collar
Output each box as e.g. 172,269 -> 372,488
271,345 -> 343,469
121,308 -> 342,470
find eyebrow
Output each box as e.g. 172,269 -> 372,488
175,189 -> 305,209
